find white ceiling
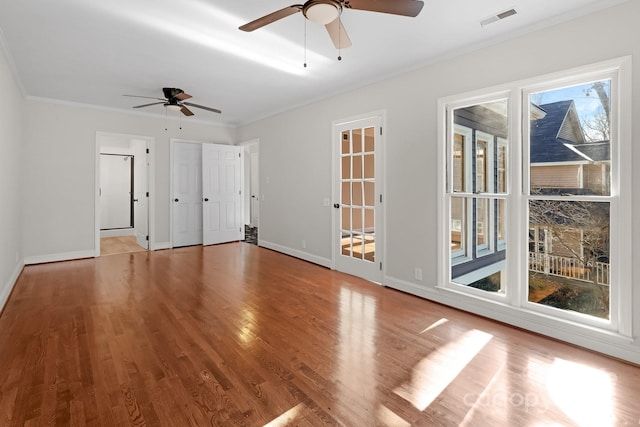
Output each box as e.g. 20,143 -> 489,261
0,0 -> 626,126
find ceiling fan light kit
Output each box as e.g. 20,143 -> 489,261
303,0 -> 342,25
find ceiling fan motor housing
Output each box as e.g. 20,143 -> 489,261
302,0 -> 343,24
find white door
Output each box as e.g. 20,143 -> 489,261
133,140 -> 149,249
333,116 -> 384,283
250,152 -> 259,227
172,142 -> 203,247
202,144 -> 244,245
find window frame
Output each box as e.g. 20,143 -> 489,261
437,57 -> 632,338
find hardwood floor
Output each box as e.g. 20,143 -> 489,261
1,243 -> 639,426
100,236 -> 147,256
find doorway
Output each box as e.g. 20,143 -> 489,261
171,140 -> 244,247
333,114 -> 384,283
95,132 -> 154,256
241,140 -> 259,245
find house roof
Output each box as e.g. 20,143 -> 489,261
530,100 -> 609,164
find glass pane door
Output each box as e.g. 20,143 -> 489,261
341,127 -> 375,262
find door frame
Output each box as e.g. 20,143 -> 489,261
331,111 -> 386,284
238,139 -> 260,229
95,132 -> 155,256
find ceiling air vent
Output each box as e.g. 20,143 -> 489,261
480,8 -> 517,27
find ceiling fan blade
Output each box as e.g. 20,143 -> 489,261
325,18 -> 352,49
346,0 -> 424,17
175,92 -> 192,101
132,101 -> 165,108
183,102 -> 222,114
180,106 -> 195,116
124,94 -> 165,101
239,5 -> 302,32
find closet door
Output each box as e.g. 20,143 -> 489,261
172,142 -> 203,247
203,144 -> 244,245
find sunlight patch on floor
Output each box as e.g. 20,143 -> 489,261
264,403 -> 305,426
420,318 -> 448,334
376,404 -> 411,427
394,329 -> 493,411
546,358 -> 616,427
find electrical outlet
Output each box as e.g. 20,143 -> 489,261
414,268 -> 423,281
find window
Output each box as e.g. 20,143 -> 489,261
440,58 -> 631,336
448,100 -> 508,292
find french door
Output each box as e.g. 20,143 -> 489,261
333,115 -> 384,283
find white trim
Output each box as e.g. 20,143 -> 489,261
383,274 -> 639,364
25,250 -> 96,265
331,110 -> 386,283
436,57 -> 632,349
26,95 -> 235,129
259,240 -> 332,269
0,260 -> 24,313
100,228 -> 135,238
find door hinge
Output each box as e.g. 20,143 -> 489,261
239,190 -> 242,195
379,262 -> 382,271
146,148 -> 150,154
379,194 -> 383,203
146,235 -> 149,241
380,127 -> 382,135
146,192 -> 149,197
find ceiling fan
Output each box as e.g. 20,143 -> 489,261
239,0 -> 424,49
124,88 -> 222,116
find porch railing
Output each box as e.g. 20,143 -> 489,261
528,252 -> 610,286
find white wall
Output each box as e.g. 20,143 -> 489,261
22,101 -> 236,261
0,41 -> 24,311
238,1 -> 640,362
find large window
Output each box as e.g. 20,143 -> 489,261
440,58 -> 631,335
525,80 -> 612,320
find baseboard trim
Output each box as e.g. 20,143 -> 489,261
100,228 -> 135,238
0,260 -> 24,314
384,275 -> 640,365
259,240 -> 331,268
24,250 -> 96,265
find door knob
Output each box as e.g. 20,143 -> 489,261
333,203 -> 340,209
174,198 -> 179,202
133,198 -> 139,202
204,198 -> 209,202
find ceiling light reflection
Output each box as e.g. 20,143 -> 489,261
77,0 -> 329,75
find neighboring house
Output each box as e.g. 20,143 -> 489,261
530,100 -> 610,196
451,102 -> 508,285
528,100 -> 610,285
451,99 -> 610,286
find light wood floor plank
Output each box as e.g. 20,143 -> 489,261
1,243 -> 639,426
